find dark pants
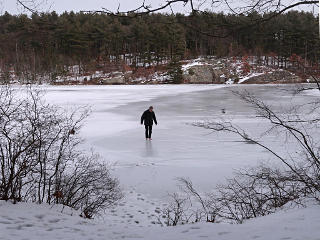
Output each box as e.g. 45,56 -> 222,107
145,125 -> 153,139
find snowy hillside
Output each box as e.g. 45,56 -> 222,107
1,200 -> 319,240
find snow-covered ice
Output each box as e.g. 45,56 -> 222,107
41,84 -> 319,199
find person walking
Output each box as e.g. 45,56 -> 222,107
141,106 -> 157,140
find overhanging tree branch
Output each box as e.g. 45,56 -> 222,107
17,0 -> 37,13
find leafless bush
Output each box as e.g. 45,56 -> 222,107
157,178 -> 220,226
214,166 -> 306,223
58,154 -> 123,218
158,192 -> 191,226
163,88 -> 320,224
174,164 -> 307,224
0,86 -> 122,217
194,90 -> 320,199
178,178 -> 219,223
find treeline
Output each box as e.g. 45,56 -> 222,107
0,10 -> 319,82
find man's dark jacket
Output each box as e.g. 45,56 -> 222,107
141,110 -> 157,126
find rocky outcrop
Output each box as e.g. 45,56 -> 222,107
182,58 -> 304,85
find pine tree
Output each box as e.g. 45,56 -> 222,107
167,58 -> 183,84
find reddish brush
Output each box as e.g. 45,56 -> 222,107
53,191 -> 63,199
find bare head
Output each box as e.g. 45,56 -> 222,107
149,106 -> 154,112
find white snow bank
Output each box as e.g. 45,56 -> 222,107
304,88 -> 320,96
1,200 -> 319,240
238,72 -> 265,84
181,58 -> 211,72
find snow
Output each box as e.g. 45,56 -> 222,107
55,70 -> 122,83
238,72 -> 264,84
1,200 -> 320,240
181,58 -> 211,73
225,78 -> 234,84
2,84 -> 319,239
130,72 -> 169,83
304,88 -> 320,96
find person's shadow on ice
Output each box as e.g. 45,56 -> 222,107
144,140 -> 154,157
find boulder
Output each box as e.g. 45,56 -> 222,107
183,65 -> 225,84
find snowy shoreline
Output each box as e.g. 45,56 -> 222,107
1,199 -> 319,240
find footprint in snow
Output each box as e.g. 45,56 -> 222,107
0,220 -> 12,224
22,223 -> 34,227
7,223 -> 33,230
48,218 -> 60,223
190,226 -> 201,230
14,220 -> 24,224
3,216 -> 15,221
34,214 -> 45,219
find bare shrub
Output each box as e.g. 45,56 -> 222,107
158,192 -> 191,226
162,87 -> 320,225
193,90 -> 320,200
157,179 -> 220,226
173,165 -> 307,224
58,154 -> 123,218
178,178 -> 218,223
214,166 -> 306,223
0,86 -> 122,217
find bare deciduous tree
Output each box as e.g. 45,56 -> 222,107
16,0 -> 318,17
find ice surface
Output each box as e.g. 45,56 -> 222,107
43,85 -> 314,196
40,84 -> 318,199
